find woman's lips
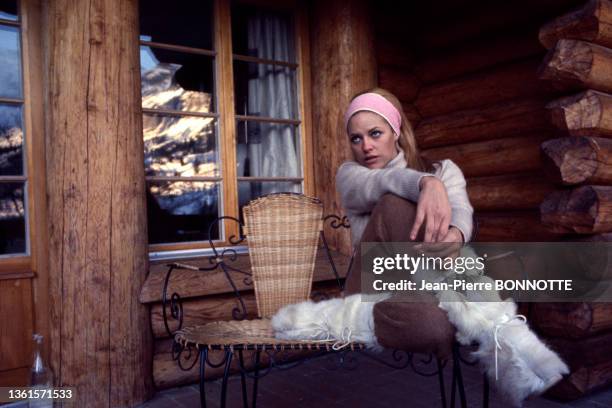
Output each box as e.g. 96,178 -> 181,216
364,156 -> 377,164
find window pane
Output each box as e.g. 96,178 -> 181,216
0,1 -> 18,21
234,61 -> 297,119
236,120 -> 301,178
0,182 -> 26,255
143,114 -> 219,178
0,103 -> 23,176
238,181 -> 301,218
141,46 -> 215,113
147,181 -> 220,244
0,25 -> 22,99
139,0 -> 213,50
231,4 -> 295,63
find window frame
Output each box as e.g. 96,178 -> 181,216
0,0 -> 46,278
144,0 -> 314,255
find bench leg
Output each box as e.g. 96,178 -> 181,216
252,350 -> 261,408
437,358 -> 447,408
221,349 -> 233,408
450,344 -> 467,408
238,350 -> 248,408
483,373 -> 489,408
199,348 -> 208,408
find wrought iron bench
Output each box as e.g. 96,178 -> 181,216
161,193 -> 488,408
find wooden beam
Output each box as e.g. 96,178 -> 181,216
415,98 -> 551,148
413,0 -> 583,51
415,59 -> 551,118
540,0 -> 612,49
531,302 -> 612,338
421,134 -> 550,178
139,250 -> 351,304
547,90 -> 612,137
378,66 -> 420,102
541,136 -> 612,185
415,27 -> 545,84
541,185 -> 612,233
467,173 -> 556,211
475,211 -> 564,242
45,0 -> 153,405
310,0 -> 377,255
539,39 -> 612,93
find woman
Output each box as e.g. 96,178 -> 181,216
337,88 -> 473,250
273,89 -> 568,406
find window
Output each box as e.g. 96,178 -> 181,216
139,0 -> 312,255
0,0 -> 27,259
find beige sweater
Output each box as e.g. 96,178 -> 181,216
336,151 -> 474,245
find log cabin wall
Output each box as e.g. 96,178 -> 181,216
372,0 -> 612,399
373,0 -> 584,242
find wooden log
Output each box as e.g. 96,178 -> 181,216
401,102 -> 422,127
150,282 -> 342,339
531,302 -> 612,338
541,136 -> 612,185
475,211 -> 564,242
540,185 -> 612,233
45,0 -> 153,405
415,27 -> 545,84
467,173 -> 556,211
311,0 -> 377,255
415,99 -> 551,149
413,0 -> 583,51
546,331 -> 612,370
540,0 -> 612,50
573,233 -> 612,280
415,59 -> 552,118
375,35 -> 414,68
547,359 -> 612,400
547,90 -> 612,137
378,66 -> 420,103
539,39 -> 612,93
421,134 -> 550,178
139,250 -> 350,304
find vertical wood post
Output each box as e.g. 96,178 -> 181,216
310,0 -> 378,255
45,0 -> 153,406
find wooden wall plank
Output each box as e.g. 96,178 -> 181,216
45,0 -> 153,406
310,0 -> 378,255
0,279 -> 33,373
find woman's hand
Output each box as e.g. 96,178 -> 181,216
410,176 -> 451,243
415,227 -> 464,258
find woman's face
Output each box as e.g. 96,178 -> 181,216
347,111 -> 399,169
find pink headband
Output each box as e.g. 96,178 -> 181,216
344,93 -> 402,136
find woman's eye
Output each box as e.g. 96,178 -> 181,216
350,135 -> 362,144
370,130 -> 381,138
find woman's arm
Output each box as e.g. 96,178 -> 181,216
336,159 -> 474,242
336,161 -> 429,214
438,160 -> 474,242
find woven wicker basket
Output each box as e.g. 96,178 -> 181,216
243,193 -> 323,318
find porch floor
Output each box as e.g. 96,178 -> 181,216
137,352 -> 612,408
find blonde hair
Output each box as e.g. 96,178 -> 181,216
349,88 -> 428,172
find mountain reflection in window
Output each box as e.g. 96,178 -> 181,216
0,182 -> 25,255
0,104 -> 23,176
140,45 -> 215,113
147,181 -> 219,244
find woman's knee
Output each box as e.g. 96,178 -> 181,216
370,194 -> 418,241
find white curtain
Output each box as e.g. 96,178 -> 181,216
239,11 -> 300,202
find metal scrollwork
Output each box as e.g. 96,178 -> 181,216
172,340 -> 199,371
324,214 -> 351,229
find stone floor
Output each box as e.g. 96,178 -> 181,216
137,351 -> 612,408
